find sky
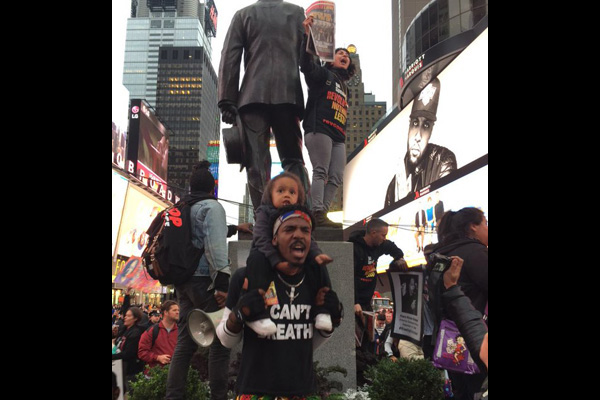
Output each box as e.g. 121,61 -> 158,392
111,0 -> 394,130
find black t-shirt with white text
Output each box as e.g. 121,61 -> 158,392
231,251 -> 319,396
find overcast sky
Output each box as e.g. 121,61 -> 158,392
112,0 -> 394,130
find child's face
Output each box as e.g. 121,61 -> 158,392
271,177 -> 299,208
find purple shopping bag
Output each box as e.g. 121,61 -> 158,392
432,319 -> 481,375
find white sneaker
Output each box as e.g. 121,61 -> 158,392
245,318 -> 277,336
314,313 -> 332,331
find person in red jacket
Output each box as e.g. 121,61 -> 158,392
138,300 -> 180,374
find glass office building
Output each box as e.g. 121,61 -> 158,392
401,0 -> 488,74
156,45 -> 219,197
122,15 -> 212,107
122,1 -> 219,199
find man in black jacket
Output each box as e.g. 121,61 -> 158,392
348,218 -> 407,318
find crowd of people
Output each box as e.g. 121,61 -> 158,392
112,198 -> 488,400
112,2 -> 487,399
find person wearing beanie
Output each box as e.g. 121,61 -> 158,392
300,15 -> 355,228
189,160 -> 215,193
384,77 -> 457,208
165,160 -> 231,400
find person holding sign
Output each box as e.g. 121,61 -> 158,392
300,15 -> 356,227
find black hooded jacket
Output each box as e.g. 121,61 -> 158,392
300,34 -> 349,143
424,238 -> 487,356
348,230 -> 404,308
431,238 -> 488,315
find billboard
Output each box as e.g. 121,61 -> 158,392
112,170 -> 129,257
207,140 -> 220,198
126,99 -> 175,202
114,256 -> 163,294
343,28 -> 488,227
112,122 -> 127,169
114,183 -> 170,260
205,0 -> 218,37
374,163 -> 487,271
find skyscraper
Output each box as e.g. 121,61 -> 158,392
123,0 -> 220,199
155,45 -> 219,196
345,45 -> 387,156
123,1 -> 214,107
392,0 -> 488,107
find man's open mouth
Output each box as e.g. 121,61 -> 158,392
290,241 -> 306,256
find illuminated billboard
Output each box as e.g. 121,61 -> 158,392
112,170 -> 129,257
112,122 -> 127,169
375,163 -> 487,271
115,183 -> 170,260
126,99 -> 176,202
344,28 -> 488,226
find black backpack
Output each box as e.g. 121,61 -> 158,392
142,196 -> 213,286
146,323 -> 160,347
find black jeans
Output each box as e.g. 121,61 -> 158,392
448,370 -> 486,400
166,277 -> 231,400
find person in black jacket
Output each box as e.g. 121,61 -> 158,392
442,255 -> 488,399
432,207 -> 488,400
300,15 -> 356,227
348,218 -> 407,318
112,306 -> 145,394
434,207 -> 488,315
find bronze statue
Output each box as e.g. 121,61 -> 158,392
218,0 -> 311,211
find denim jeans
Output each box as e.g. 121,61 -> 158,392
166,277 -> 231,400
304,132 -> 345,212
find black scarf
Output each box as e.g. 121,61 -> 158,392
330,66 -> 350,81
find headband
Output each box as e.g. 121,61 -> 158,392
272,210 -> 313,236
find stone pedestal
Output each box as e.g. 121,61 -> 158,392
228,239 -> 356,392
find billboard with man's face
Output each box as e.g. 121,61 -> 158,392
343,28 -> 488,227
